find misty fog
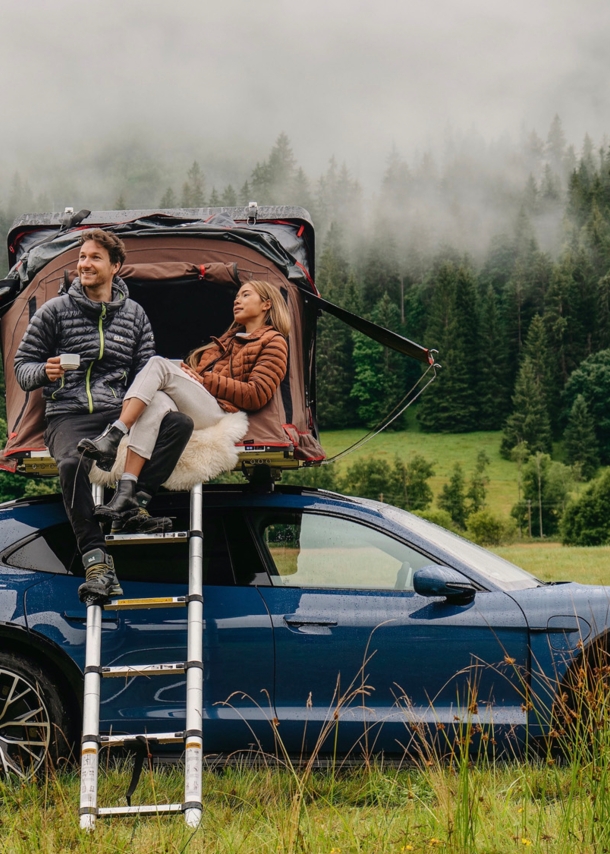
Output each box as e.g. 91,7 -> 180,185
0,0 -> 609,261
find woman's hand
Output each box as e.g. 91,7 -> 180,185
180,362 -> 203,384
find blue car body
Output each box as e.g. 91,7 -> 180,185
0,483 -> 606,761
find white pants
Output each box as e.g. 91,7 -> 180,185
126,356 -> 225,459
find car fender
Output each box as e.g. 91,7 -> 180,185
0,620 -> 83,717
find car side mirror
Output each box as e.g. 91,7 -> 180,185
413,565 -> 476,604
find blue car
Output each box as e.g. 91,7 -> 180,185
0,482 -> 605,776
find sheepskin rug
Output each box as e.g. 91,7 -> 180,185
89,411 -> 249,491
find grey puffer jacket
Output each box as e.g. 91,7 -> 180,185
14,277 -> 155,416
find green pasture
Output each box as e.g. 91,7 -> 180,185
320,428 -> 522,516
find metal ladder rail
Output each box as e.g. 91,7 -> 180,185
79,483 -> 204,830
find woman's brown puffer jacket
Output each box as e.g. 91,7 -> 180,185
196,325 -> 288,412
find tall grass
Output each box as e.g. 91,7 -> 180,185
5,650 -> 610,852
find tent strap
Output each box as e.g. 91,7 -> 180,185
324,361 -> 441,465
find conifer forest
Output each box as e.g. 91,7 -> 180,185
2,117 -> 610,539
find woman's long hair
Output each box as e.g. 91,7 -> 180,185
187,280 -> 291,369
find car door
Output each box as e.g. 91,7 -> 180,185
18,510 -> 276,753
250,508 -> 529,757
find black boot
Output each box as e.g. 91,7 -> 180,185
78,548 -> 123,604
96,484 -> 173,533
77,423 -> 125,469
94,479 -> 139,521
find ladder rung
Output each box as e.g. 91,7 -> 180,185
101,732 -> 184,746
98,804 -> 184,817
105,532 -> 188,545
104,596 -> 187,610
102,663 -> 185,678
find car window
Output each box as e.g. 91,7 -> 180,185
106,514 -> 235,586
255,511 -> 431,590
4,523 -> 79,575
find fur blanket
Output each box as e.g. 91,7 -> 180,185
89,411 -> 249,491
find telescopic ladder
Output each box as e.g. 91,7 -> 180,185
79,483 -> 204,831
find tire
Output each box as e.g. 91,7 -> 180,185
0,651 -> 75,778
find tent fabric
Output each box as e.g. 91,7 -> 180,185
1,234 -> 324,468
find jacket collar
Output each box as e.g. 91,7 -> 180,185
68,276 -> 129,320
211,325 -> 276,353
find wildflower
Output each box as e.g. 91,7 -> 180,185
401,847 -> 414,852
521,838 -> 532,846
504,655 -> 516,665
330,848 -> 341,853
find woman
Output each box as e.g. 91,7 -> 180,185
78,280 -> 290,518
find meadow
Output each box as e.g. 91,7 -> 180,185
320,426 -> 528,517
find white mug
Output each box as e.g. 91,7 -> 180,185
59,353 -> 81,371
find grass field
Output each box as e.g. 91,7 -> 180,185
320,427 -> 525,517
493,542 -> 610,585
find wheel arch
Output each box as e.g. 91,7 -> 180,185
0,622 -> 83,728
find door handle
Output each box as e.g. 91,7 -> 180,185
283,614 -> 337,627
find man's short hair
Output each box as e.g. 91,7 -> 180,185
78,229 -> 126,267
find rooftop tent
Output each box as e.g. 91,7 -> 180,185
0,206 -> 433,476
0,207 -> 325,472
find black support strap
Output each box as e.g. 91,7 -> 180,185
84,665 -> 103,675
81,734 -> 101,745
125,736 -> 151,807
186,660 -> 203,670
189,530 -> 203,539
183,801 -> 203,811
184,729 -> 203,739
79,807 -> 99,816
185,593 -> 203,604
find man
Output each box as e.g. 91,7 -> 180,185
14,229 -> 193,603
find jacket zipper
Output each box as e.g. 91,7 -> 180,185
85,304 -> 106,413
51,376 -> 65,400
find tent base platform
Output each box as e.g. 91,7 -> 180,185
11,446 -> 306,478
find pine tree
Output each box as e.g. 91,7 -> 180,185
315,227 -> 357,428
418,264 -> 480,432
350,294 -> 407,428
563,394 -> 600,480
114,194 -> 126,210
467,451 -> 490,513
159,187 -> 177,208
250,133 -> 297,205
292,167 -> 314,212
546,115 -> 566,172
478,285 -> 509,428
208,187 -> 221,207
360,228 -> 401,310
501,358 -> 552,457
220,185 -> 238,207
239,181 -> 251,205
438,463 -> 468,528
181,161 -> 206,207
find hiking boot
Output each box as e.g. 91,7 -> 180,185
78,548 -> 123,604
77,423 -> 125,468
111,507 -> 173,534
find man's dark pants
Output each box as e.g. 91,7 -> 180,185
45,410 -> 193,556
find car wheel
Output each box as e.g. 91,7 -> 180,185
0,651 -> 74,778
